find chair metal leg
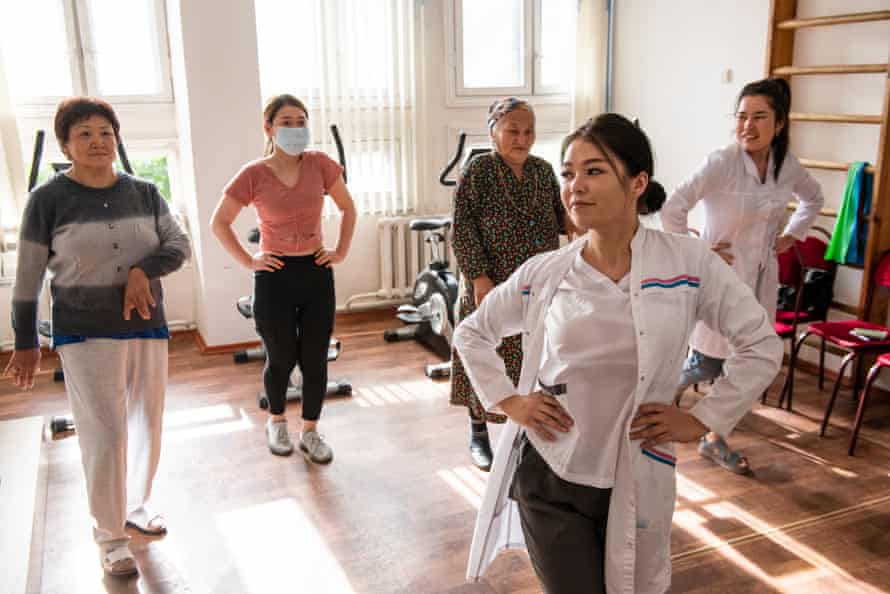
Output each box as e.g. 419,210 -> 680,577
818,340 -> 826,391
849,363 -> 882,455
820,352 -> 857,437
852,356 -> 863,401
764,337 -> 790,405
780,330 -> 811,411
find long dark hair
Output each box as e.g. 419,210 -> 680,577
560,113 -> 666,215
262,94 -> 309,156
736,78 -> 791,181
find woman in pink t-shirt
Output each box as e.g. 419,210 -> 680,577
211,94 -> 356,464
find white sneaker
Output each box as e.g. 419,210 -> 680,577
266,419 -> 294,456
299,429 -> 333,464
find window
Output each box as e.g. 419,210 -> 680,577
0,0 -> 172,104
254,0 -> 418,216
448,0 -> 577,102
130,154 -> 173,202
0,0 -> 178,258
254,0 -> 399,105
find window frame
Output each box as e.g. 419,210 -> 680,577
531,0 -> 575,96
445,0 -> 573,107
7,0 -> 173,107
450,0 -> 533,98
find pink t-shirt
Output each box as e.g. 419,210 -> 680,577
223,151 -> 343,254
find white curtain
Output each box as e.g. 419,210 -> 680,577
0,43 -> 25,271
254,0 -> 417,216
571,0 -> 608,128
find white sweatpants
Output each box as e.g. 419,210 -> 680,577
57,338 -> 168,546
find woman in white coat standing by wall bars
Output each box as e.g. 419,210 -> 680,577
661,78 -> 824,474
454,114 -> 782,594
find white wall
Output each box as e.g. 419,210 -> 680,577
613,0 -> 770,227
612,0 -> 890,373
164,0 -> 264,347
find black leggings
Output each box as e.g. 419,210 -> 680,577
253,256 -> 335,419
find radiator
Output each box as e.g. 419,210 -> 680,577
376,215 -> 453,300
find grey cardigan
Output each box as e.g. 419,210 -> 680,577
12,173 -> 191,349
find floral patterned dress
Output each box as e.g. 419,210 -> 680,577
451,151 -> 566,422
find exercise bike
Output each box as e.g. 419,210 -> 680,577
231,125 -> 353,409
26,130 -> 137,436
382,133 -> 489,379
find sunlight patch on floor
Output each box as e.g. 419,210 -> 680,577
352,380 -> 448,407
163,407 -> 254,443
673,473 -> 889,594
437,465 -> 488,509
216,498 -> 356,594
765,437 -> 858,478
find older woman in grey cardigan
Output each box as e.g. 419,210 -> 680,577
5,97 -> 190,577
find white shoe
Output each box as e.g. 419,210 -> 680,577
101,542 -> 137,577
266,419 -> 294,456
299,429 -> 333,464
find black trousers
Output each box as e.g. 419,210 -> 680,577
253,256 -> 335,419
510,440 -> 612,594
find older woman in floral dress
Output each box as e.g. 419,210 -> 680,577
451,97 -> 570,470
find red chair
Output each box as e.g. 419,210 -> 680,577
780,250 -> 890,418
765,228 -> 835,404
844,352 -> 890,455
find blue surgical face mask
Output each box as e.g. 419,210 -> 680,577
275,126 -> 310,156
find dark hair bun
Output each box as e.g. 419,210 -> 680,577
638,179 -> 666,215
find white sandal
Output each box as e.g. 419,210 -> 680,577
126,513 -> 167,536
101,544 -> 138,577
126,506 -> 168,536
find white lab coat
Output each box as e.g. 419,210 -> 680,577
454,227 -> 782,594
660,143 -> 824,358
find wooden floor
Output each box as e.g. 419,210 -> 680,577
2,311 -> 890,594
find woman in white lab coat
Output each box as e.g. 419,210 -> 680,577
454,114 -> 782,594
661,78 -> 824,474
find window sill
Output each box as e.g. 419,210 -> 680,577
444,92 -> 571,109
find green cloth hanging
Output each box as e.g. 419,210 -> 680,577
825,161 -> 866,263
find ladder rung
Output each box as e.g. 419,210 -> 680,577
773,64 -> 888,76
777,10 -> 890,30
789,112 -> 882,124
786,202 -> 838,218
800,159 -> 876,174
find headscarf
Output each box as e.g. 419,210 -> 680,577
487,97 -> 534,130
